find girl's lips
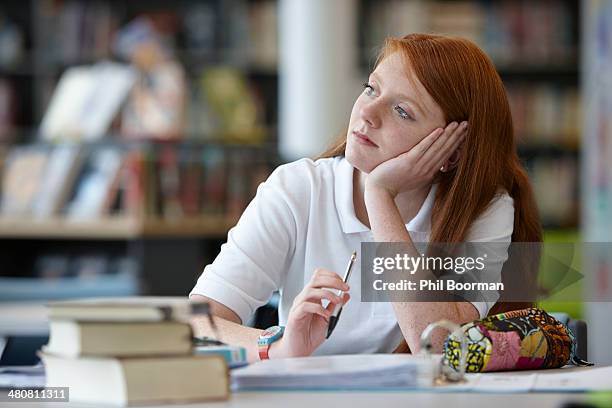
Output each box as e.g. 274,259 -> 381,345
352,131 -> 378,147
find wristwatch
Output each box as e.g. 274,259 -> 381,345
257,325 -> 284,360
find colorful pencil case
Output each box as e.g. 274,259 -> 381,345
443,308 -> 592,372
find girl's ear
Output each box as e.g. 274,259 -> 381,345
440,147 -> 462,173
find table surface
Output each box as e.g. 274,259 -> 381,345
1,364 -> 606,407
0,389 -> 587,408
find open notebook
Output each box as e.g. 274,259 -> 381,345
231,354 -> 612,392
231,354 -> 437,391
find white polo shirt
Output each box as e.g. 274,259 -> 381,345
190,156 -> 514,355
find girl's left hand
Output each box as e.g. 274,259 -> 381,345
366,121 -> 468,197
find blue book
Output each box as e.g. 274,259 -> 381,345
194,345 -> 248,369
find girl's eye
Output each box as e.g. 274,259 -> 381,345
362,82 -> 376,96
394,105 -> 411,120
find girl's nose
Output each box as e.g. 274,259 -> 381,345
359,100 -> 381,128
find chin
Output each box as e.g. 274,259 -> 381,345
345,143 -> 376,174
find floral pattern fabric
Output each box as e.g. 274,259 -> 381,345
444,308 -> 592,372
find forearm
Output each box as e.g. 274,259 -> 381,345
391,302 -> 477,353
190,315 -> 263,362
364,185 -> 412,242
364,185 -> 478,352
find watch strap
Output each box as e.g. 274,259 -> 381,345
257,325 -> 284,360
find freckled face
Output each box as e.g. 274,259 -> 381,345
345,52 -> 446,173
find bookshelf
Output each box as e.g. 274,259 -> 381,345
0,0 -> 279,141
0,140 -> 276,297
0,0 -> 280,302
358,0 -> 581,231
0,215 -> 239,240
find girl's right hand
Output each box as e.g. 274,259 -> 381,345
269,268 -> 350,358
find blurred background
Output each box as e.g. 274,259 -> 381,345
0,0 -> 611,364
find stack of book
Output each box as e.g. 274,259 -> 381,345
40,297 -> 229,406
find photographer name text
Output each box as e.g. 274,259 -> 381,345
372,279 -> 504,292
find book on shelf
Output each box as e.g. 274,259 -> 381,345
0,79 -> 15,143
199,67 -> 267,144
157,144 -> 272,220
144,147 -> 160,219
249,158 -> 272,199
40,1 -> 117,64
65,147 -> 124,219
182,2 -> 221,58
0,145 -> 48,217
41,353 -> 229,405
429,1 -> 483,44
0,147 -> 5,193
39,62 -> 136,142
0,16 -> 24,70
31,144 -> 84,218
360,0 -> 576,68
247,0 -> 278,70
226,150 -> 250,219
44,320 -> 192,358
0,141 -> 272,223
158,145 -> 183,219
529,156 -> 577,227
507,84 -> 580,146
361,0 -> 429,61
121,148 -> 148,219
179,147 -> 203,217
201,146 -> 228,215
185,84 -> 219,141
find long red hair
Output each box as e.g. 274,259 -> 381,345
319,34 -> 542,317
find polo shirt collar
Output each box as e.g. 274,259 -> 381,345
334,157 -> 437,234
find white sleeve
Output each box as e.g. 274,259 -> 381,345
189,165 -> 302,324
465,193 -> 515,319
